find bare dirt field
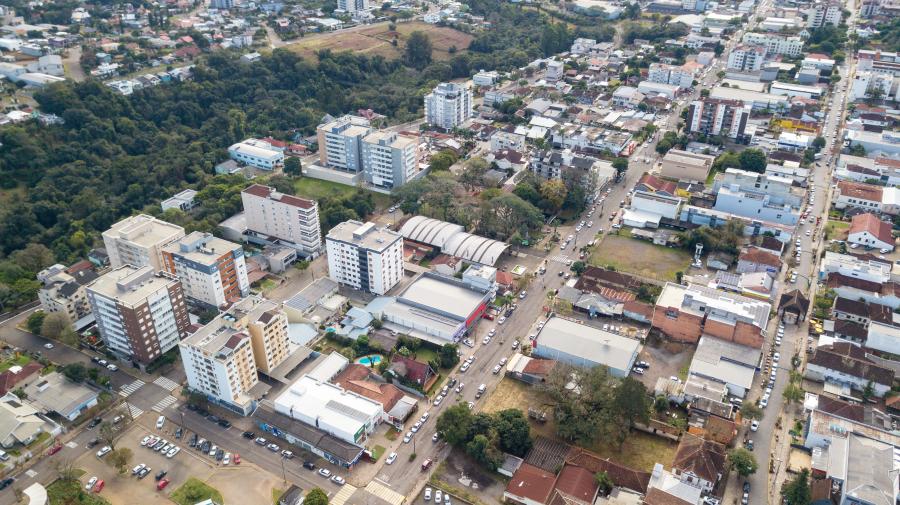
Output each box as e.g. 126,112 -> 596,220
285,21 -> 473,61
483,378 -> 679,471
590,234 -> 693,282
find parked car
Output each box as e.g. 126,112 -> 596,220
386,452 -> 398,465
318,468 -> 332,478
96,446 -> 111,458
303,461 -> 316,471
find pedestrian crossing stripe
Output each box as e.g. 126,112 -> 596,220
151,395 -> 178,413
153,376 -> 180,392
331,484 -> 357,505
119,379 -> 145,397
365,480 -> 405,505
125,402 -> 144,419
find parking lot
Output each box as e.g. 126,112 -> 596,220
74,417 -> 283,505
634,340 -> 695,388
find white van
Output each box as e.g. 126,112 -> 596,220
156,415 -> 166,429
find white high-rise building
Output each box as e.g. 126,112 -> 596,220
806,1 -> 842,27
316,115 -> 371,172
86,265 -> 190,366
179,296 -> 286,415
102,214 -> 185,272
424,82 -> 473,130
326,220 -> 404,295
161,232 -> 250,309
742,32 -> 804,57
727,45 -> 767,72
686,98 -> 752,140
361,130 -> 419,190
337,0 -> 369,15
647,63 -> 694,89
241,184 -> 322,257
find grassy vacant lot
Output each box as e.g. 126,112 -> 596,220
590,234 -> 692,282
293,177 -> 392,207
825,220 -> 849,241
47,479 -> 111,505
170,478 -> 223,505
483,379 -> 677,471
284,21 -> 473,61
0,354 -> 31,373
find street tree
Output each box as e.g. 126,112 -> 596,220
439,343 -> 460,369
283,157 -> 301,176
41,312 -> 71,339
305,488 -> 329,505
540,179 -> 567,212
728,448 -> 758,477
436,403 -> 474,446
740,404 -> 763,421
26,311 -> 46,334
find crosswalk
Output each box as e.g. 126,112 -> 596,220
124,402 -> 144,419
119,379 -> 145,398
365,481 -> 405,505
153,376 -> 181,392
151,395 -> 178,413
331,484 -> 357,505
548,254 -> 569,264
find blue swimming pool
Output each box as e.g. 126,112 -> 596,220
356,355 -> 383,366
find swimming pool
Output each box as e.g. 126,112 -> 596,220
356,355 -> 383,366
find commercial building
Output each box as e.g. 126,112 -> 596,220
742,32 -> 804,57
834,181 -> 900,215
22,372 -> 99,422
653,283 -> 771,348
688,336 -> 761,398
102,214 -> 186,272
846,130 -> 900,158
805,342 -> 894,397
361,130 -> 419,189
161,232 -> 249,309
637,81 -> 680,100
86,265 -> 190,366
727,45 -> 767,72
769,81 -> 825,100
708,87 -> 789,111
647,63 -> 694,88
36,264 -> 98,328
400,216 -> 509,266
241,184 -> 322,257
660,149 -> 715,182
316,115 -> 371,172
367,271 -> 493,343
685,99 -> 752,139
424,82 -> 473,130
326,220 -> 403,295
179,296 -> 287,414
273,374 -> 382,445
228,139 -> 285,170
531,317 -> 639,376
713,167 -> 802,206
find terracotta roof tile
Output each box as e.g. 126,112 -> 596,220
506,463 -> 557,504
809,342 -> 894,386
849,213 -> 894,246
672,433 -> 727,484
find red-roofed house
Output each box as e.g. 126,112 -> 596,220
834,181 -> 886,213
389,355 -> 436,389
736,247 -> 783,274
505,463 -> 558,505
635,173 -> 677,197
848,213 -> 895,251
0,362 -> 42,396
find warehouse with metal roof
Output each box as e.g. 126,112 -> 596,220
399,216 -> 509,266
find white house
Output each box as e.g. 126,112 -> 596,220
848,213 -> 895,251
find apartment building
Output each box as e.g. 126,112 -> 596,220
806,1 -> 842,27
161,232 -> 249,309
686,98 -> 752,140
241,184 -> 322,257
37,264 -> 98,327
647,63 -> 694,88
102,214 -> 185,272
424,82 -> 473,130
316,115 -> 371,172
653,282 -> 771,348
849,71 -> 894,102
337,0 -> 368,15
713,168 -> 803,208
326,220 -> 403,295
726,45 -> 767,72
86,265 -> 189,366
227,139 -> 284,170
361,130 -> 419,190
742,32 -> 804,57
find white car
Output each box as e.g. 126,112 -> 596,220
750,420 -> 759,432
85,477 -> 98,490
96,446 -> 111,458
386,452 -> 398,465
132,464 -> 146,476
498,316 -> 506,325
411,421 -> 422,433
156,415 -> 165,429
43,343 -> 54,349
492,365 -> 502,374
403,432 -> 412,443
482,336 -> 491,345
166,446 -> 180,458
223,453 -> 230,465
420,412 -> 430,424
759,396 -> 769,408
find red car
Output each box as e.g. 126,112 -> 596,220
233,453 -> 241,465
157,478 -> 170,491
46,445 -> 62,456
93,480 -> 104,493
